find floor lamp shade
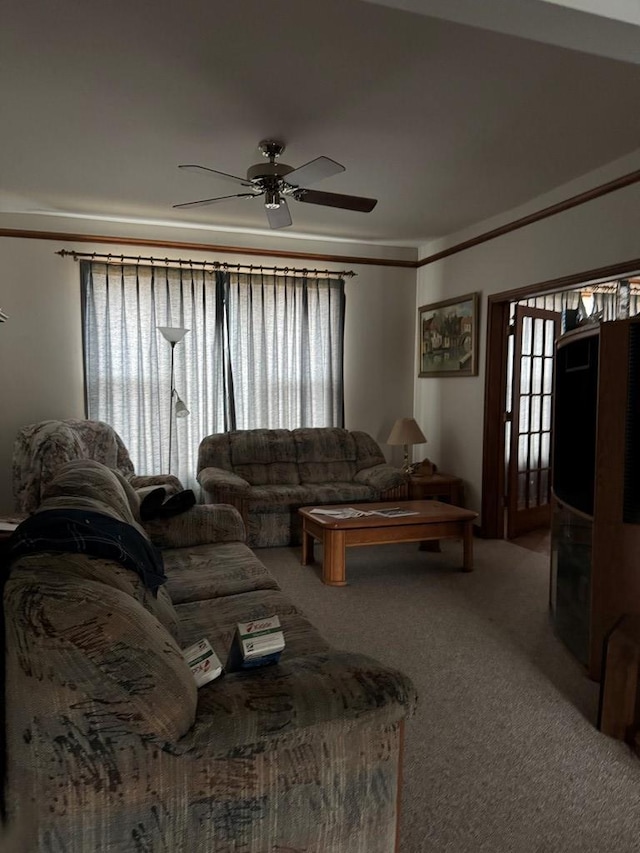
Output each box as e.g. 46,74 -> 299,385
174,393 -> 190,418
158,326 -> 189,344
387,417 -> 427,472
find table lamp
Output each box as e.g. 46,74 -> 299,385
387,417 -> 427,473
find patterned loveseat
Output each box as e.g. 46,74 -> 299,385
2,460 -> 417,852
197,427 -> 408,547
12,418 -> 182,514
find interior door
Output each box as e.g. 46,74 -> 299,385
506,305 -> 561,538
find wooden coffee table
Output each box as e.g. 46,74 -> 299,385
299,500 -> 478,586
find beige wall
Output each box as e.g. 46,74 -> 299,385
0,225 -> 416,513
416,151 -> 640,516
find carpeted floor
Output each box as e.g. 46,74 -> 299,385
258,538 -> 640,853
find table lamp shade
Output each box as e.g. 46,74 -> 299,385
387,418 -> 427,447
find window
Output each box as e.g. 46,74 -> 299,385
82,261 -> 345,490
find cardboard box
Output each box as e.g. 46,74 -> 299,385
227,615 -> 285,671
182,638 -> 223,687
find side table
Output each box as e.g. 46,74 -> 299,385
408,473 -> 464,551
409,473 -> 463,506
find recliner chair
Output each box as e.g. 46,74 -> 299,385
13,418 -> 183,513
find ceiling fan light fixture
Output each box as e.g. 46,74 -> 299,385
265,189 -> 281,209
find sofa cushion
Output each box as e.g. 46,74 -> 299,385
39,458 -> 143,530
70,419 -> 134,474
353,464 -> 407,492
230,429 -> 299,485
245,484 -> 319,509
144,504 -> 247,550
352,429 -> 387,470
298,459 -> 356,484
175,588 -> 330,662
294,427 -> 357,483
164,541 -> 279,604
230,429 -> 296,465
13,420 -> 86,512
186,650 -> 417,754
247,482 -> 374,511
196,431 -> 233,471
11,551 -> 180,641
234,461 -> 300,486
6,569 -> 197,742
293,427 -> 356,461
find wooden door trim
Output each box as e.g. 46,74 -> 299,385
507,306 -> 526,536
481,300 -> 510,538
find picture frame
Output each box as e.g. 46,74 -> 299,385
418,292 -> 479,377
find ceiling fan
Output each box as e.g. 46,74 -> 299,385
172,139 -> 378,229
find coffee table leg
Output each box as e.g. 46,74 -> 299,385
462,521 -> 474,572
322,529 -> 347,586
301,525 -> 314,566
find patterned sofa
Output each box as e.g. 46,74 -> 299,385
197,427 -> 408,547
12,418 -> 182,514
2,460 -> 417,852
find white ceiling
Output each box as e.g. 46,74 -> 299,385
2,0 -> 640,247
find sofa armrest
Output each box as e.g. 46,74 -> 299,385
130,473 -> 183,495
198,466 -> 251,498
353,464 -> 407,492
143,503 -> 246,549
173,650 -> 417,757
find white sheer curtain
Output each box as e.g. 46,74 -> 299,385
82,261 -> 345,491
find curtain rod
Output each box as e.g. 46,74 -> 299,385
56,249 -> 357,278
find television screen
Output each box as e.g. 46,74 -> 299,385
552,333 -> 599,516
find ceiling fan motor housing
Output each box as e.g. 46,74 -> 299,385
246,162 -> 295,183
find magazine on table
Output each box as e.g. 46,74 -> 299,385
309,506 -> 419,519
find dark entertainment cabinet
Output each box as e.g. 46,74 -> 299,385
550,318 -> 640,680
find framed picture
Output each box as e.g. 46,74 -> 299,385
418,292 -> 479,377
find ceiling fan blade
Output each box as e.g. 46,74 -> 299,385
294,189 -> 377,212
284,156 -> 345,188
178,164 -> 252,187
266,199 -> 292,229
173,193 -> 257,209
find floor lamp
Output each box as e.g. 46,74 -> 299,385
158,326 -> 190,474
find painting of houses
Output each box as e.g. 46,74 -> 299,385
419,293 -> 479,376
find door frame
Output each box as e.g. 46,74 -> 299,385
480,258 -> 640,539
